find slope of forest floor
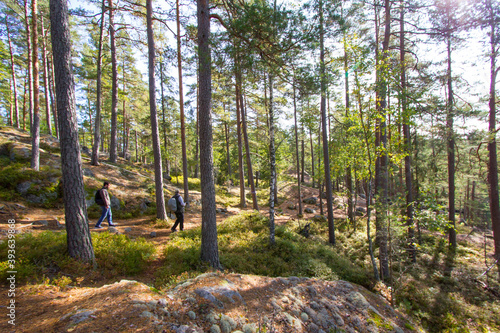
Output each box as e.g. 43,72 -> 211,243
0,126 -> 499,332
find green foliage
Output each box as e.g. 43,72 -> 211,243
169,176 -> 201,192
0,231 -> 156,284
92,232 -> 156,275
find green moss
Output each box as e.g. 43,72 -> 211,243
368,310 -> 394,330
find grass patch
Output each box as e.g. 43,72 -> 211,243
0,231 -> 156,286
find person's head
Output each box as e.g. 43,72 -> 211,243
103,181 -> 110,189
175,189 -> 179,195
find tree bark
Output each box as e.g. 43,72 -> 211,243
49,58 -> 59,138
241,91 -> 258,210
22,77 -> 27,131
198,0 -> 220,268
31,0 -> 40,171
50,0 -> 95,263
446,2 -> 457,247
318,112 -> 323,216
24,0 -> 34,131
135,129 -> 139,163
234,50 -> 246,208
293,79 -> 303,216
301,137 -> 305,183
146,0 -> 167,220
224,119 -> 232,183
108,0 -> 118,163
343,26 -> 354,228
374,0 -> 390,280
309,128 -> 315,188
269,72 -> 276,245
159,59 -> 170,175
194,71 -> 200,178
5,18 -> 19,128
91,0 -> 106,166
486,0 -> 500,280
400,0 -> 416,262
176,0 -> 189,204
41,15 -> 52,136
319,0 -> 335,245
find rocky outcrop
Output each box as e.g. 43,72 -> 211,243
27,273 -> 416,333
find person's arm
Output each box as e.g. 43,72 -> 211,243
178,196 -> 186,207
103,189 -> 111,208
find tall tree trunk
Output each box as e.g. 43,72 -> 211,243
235,51 -> 246,208
446,4 -> 457,247
24,0 -> 34,131
198,0 -> 220,268
343,25 -> 354,228
400,0 -> 416,262
108,0 -> 118,163
269,72 -> 276,245
224,119 -> 232,183
301,137 -> 305,183
5,18 -> 19,128
9,81 -> 13,126
146,0 -> 167,221
23,77 -> 27,131
309,128 -> 315,188
374,0 -> 390,280
50,0 -> 95,263
241,93 -> 258,210
31,0 -> 40,171
159,59 -> 170,175
318,112 -> 323,216
194,71 -> 200,178
41,15 -> 52,136
486,0 -> 500,280
135,129 -> 139,163
293,80 -> 303,216
121,59 -> 127,158
319,0 -> 335,245
49,58 -> 59,138
91,0 -> 106,166
176,0 -> 189,203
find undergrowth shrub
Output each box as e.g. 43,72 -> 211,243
157,212 -> 370,289
0,231 -> 156,285
92,232 -> 156,275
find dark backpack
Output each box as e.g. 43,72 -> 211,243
95,190 -> 105,206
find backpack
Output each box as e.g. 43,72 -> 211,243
95,189 -> 105,206
167,196 -> 177,213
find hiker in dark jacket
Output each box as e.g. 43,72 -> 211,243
170,190 -> 186,232
95,181 -> 116,228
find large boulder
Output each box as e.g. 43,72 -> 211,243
16,181 -> 32,195
355,207 -> 366,216
81,146 -> 92,156
82,168 -> 95,177
110,196 -> 121,210
303,197 -> 318,205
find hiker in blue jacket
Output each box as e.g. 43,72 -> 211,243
170,190 -> 186,232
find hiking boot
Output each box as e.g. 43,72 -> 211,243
95,225 -> 103,229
